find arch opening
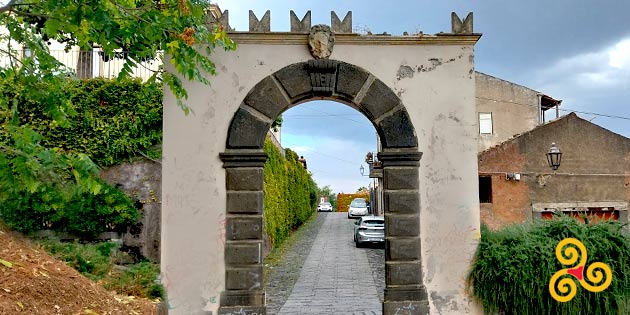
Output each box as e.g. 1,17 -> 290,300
219,60 -> 428,315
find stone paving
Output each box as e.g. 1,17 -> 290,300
267,212 -> 383,315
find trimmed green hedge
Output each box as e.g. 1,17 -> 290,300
468,216 -> 630,315
17,78 -> 162,167
263,138 -> 318,247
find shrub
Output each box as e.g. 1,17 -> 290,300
40,240 -> 164,299
468,216 -> 630,315
39,240 -> 118,280
103,261 -> 165,299
0,179 -> 139,237
0,77 -> 157,236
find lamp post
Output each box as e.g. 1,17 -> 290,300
359,164 -> 369,177
546,142 -> 562,171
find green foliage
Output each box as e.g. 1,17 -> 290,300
0,0 -> 235,112
39,240 -> 118,280
0,179 -> 140,236
0,78 -> 158,236
18,78 -> 163,167
103,261 -> 165,300
317,185 -> 337,209
39,240 -> 164,299
468,216 -> 630,315
263,138 -> 318,247
0,0 -> 234,225
271,115 -> 283,132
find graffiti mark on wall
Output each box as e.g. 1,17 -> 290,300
393,302 -> 417,315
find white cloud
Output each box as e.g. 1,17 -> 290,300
609,38 -> 630,69
537,37 -> 630,89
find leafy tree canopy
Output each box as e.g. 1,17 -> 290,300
0,1 -> 234,206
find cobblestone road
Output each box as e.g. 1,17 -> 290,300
266,212 -> 384,315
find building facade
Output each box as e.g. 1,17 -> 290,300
478,113 -> 630,229
475,72 -> 561,152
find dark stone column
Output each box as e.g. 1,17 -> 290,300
378,151 -> 430,315
218,151 -> 267,315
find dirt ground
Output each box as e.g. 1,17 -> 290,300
0,225 -> 159,315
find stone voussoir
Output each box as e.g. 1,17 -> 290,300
378,109 -> 418,148
335,62 -> 369,100
360,78 -> 401,120
243,76 -> 289,120
273,62 -> 313,101
227,108 -> 271,149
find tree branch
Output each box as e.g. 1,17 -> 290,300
137,150 -> 161,164
0,0 -> 17,14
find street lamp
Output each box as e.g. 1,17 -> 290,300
359,164 -> 369,177
546,143 -> 562,171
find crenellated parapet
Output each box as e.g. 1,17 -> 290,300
205,6 -> 478,37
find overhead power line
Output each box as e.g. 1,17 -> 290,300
282,141 -> 361,166
475,96 -> 630,121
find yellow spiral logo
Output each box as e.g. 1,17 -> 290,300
549,238 -> 612,302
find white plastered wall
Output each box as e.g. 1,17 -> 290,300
162,40 -> 481,315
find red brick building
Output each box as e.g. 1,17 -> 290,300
478,113 -> 630,229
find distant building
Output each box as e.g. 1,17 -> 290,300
476,72 -> 561,152
478,113 -> 630,230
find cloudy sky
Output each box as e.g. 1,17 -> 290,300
218,0 -> 630,194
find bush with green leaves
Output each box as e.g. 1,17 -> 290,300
263,138 -> 318,247
0,78 -> 161,236
16,78 -> 163,167
468,216 -> 630,315
0,179 -> 139,236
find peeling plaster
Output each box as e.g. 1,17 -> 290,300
397,65 -> 415,80
431,291 -> 461,313
416,54 -> 463,73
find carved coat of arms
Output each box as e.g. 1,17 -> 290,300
308,25 -> 335,59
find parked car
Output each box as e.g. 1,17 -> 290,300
317,202 -> 333,212
347,198 -> 369,218
353,215 -> 385,247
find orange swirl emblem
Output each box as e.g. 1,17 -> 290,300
549,238 -> 612,302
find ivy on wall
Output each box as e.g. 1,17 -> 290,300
263,138 -> 318,247
17,78 -> 163,167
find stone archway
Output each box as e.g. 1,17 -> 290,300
219,60 -> 428,315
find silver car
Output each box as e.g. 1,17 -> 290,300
353,215 -> 384,247
347,198 -> 369,218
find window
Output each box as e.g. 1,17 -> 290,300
479,176 -> 492,203
479,112 -> 493,134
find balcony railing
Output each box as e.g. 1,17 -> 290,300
0,48 -> 162,81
